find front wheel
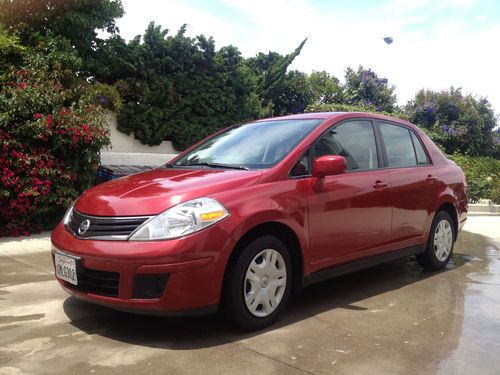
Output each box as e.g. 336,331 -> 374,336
416,211 -> 455,271
224,236 -> 292,330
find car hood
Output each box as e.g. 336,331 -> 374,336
74,168 -> 263,216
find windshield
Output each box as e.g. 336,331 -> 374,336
171,119 -> 323,169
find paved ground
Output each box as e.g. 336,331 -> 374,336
1,215 -> 499,375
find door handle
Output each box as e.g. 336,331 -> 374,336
373,180 -> 388,189
426,175 -> 438,183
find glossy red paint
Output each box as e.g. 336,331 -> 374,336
51,112 -> 468,315
312,155 -> 346,177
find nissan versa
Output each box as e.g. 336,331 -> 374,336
51,112 -> 468,330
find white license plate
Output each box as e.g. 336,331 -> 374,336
55,252 -> 78,285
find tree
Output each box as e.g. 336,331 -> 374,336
308,70 -> 343,104
246,39 -> 307,115
96,23 -> 263,150
0,0 -> 124,74
273,70 -> 314,115
405,88 -> 499,156
344,66 -> 397,112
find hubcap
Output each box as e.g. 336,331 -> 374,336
434,219 -> 453,262
244,249 -> 287,318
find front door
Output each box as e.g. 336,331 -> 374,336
305,119 -> 393,273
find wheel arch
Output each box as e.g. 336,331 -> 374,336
222,221 -> 305,297
434,201 -> 459,241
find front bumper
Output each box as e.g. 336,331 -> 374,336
51,222 -> 236,315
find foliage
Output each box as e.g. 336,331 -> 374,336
0,31 -> 26,71
0,35 -> 110,235
247,39 -> 307,114
272,70 -> 314,115
491,180 -> 500,205
405,88 -> 499,157
86,82 -> 122,111
308,70 -> 343,105
305,102 -> 408,120
305,66 -> 401,120
95,23 -> 273,150
448,154 -> 500,203
343,66 -> 397,112
0,0 -> 124,74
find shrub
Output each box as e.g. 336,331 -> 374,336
343,66 -> 397,113
405,88 -> 498,157
0,61 -> 110,235
96,24 -> 265,151
448,154 -> 500,203
491,181 -> 500,205
305,102 -> 408,120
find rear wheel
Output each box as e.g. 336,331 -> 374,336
224,236 -> 292,330
416,211 -> 455,270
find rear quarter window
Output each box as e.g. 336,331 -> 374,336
410,131 -> 430,165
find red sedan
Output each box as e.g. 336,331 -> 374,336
51,112 -> 468,330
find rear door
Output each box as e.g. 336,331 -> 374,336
377,121 -> 438,246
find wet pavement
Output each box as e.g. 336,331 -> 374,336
0,215 -> 499,374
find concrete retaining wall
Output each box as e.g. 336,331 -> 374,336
101,111 -> 179,166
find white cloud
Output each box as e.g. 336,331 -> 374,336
116,0 -> 500,113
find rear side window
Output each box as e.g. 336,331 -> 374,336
379,122 -> 417,168
410,131 -> 430,165
314,120 -> 378,171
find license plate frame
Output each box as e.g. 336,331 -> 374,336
54,251 -> 79,286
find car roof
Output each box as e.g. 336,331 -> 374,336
255,111 -> 416,128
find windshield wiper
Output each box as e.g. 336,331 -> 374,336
174,162 -> 249,171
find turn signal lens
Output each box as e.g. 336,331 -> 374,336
200,210 -> 226,221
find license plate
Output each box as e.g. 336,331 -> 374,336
55,252 -> 78,285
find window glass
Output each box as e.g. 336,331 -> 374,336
314,120 -> 378,171
379,122 -> 417,168
290,149 -> 311,177
410,131 -> 430,165
173,119 -> 322,170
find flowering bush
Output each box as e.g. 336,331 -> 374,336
0,64 -> 110,235
405,88 -> 498,157
343,66 -> 397,113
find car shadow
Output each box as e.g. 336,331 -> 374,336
63,246 -> 474,350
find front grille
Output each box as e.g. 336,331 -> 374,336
66,209 -> 151,240
66,267 -> 120,297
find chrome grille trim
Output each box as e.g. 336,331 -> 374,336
66,209 -> 153,240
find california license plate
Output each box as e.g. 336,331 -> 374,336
55,252 -> 78,285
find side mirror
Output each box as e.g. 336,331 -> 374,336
313,155 -> 346,178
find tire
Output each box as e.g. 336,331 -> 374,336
416,211 -> 455,271
224,235 -> 292,330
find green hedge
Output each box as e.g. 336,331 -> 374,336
448,154 -> 500,204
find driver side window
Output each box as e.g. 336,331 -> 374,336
314,120 -> 378,171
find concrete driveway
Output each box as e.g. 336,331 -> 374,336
1,215 -> 499,375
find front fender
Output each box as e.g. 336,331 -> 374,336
213,181 -> 310,273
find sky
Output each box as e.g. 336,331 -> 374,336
115,0 -> 500,113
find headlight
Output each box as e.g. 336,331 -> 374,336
62,201 -> 75,225
129,197 -> 229,241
